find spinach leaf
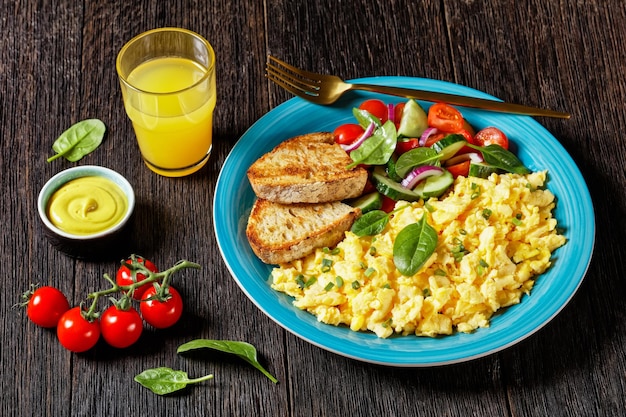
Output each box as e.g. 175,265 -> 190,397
346,120 -> 397,169
134,367 -> 213,395
394,147 -> 441,178
351,210 -> 390,236
177,339 -> 278,384
47,118 -> 106,162
468,143 -> 530,174
393,215 -> 438,276
352,107 -> 382,129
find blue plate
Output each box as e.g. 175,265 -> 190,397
213,76 -> 595,366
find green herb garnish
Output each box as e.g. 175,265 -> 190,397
47,118 -> 106,162
134,367 -> 214,395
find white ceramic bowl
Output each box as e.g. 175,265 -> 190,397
37,165 -> 135,259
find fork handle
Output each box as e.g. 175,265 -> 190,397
348,83 -> 570,119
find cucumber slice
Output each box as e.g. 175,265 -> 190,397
469,162 -> 500,178
385,155 -> 403,182
348,191 -> 383,214
413,169 -> 454,198
371,169 -> 422,202
431,134 -> 467,161
397,99 -> 428,138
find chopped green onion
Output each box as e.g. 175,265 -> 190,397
295,275 -> 306,288
479,259 -> 489,268
423,288 -> 431,297
359,262 -> 367,269
324,282 -> 335,291
470,182 -> 481,199
335,276 -> 344,288
364,267 -> 376,277
369,246 -> 377,255
351,280 -> 361,290
323,247 -> 340,255
304,276 -> 317,288
321,258 -> 333,272
382,283 -> 391,289
511,217 -> 523,226
434,268 -> 447,276
482,208 -> 492,220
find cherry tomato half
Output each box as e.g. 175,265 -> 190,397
474,127 -> 509,149
393,102 -> 406,129
140,286 -> 183,329
380,195 -> 397,213
359,99 -> 388,123
25,286 -> 70,328
423,132 -> 447,147
395,138 -> 421,155
100,305 -> 143,348
57,307 -> 100,353
446,161 -> 471,178
333,123 -> 364,146
116,257 -> 159,300
427,103 -> 464,133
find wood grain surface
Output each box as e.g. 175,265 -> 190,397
1,0 -> 624,416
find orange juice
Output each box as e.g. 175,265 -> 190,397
124,56 -> 216,176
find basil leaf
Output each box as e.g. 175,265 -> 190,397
177,339 -> 278,383
393,215 -> 438,276
134,367 -> 213,395
47,118 -> 106,162
468,144 -> 530,174
395,147 -> 441,178
351,210 -> 390,236
352,107 -> 382,129
347,120 -> 397,169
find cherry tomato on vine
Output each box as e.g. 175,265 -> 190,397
427,103 -> 465,133
100,305 -> 143,348
333,123 -> 364,146
140,286 -> 183,329
116,257 -> 159,300
24,286 -> 70,328
57,307 -> 100,353
359,99 -> 388,123
474,127 -> 509,149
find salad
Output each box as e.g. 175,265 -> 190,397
333,99 -> 530,213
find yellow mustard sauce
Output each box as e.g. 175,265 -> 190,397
47,176 -> 128,235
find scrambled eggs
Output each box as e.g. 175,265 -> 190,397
271,172 -> 566,338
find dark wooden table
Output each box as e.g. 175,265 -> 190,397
2,1 -> 625,416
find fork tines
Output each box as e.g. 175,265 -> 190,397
265,56 -> 321,99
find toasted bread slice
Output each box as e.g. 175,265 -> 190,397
246,198 -> 361,264
247,132 -> 368,204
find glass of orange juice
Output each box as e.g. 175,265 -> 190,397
116,28 -> 216,177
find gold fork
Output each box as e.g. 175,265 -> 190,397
266,56 -> 570,119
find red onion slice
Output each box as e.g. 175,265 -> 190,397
419,127 -> 439,146
401,165 -> 444,189
340,122 -> 376,152
444,152 -> 483,166
387,103 -> 395,124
